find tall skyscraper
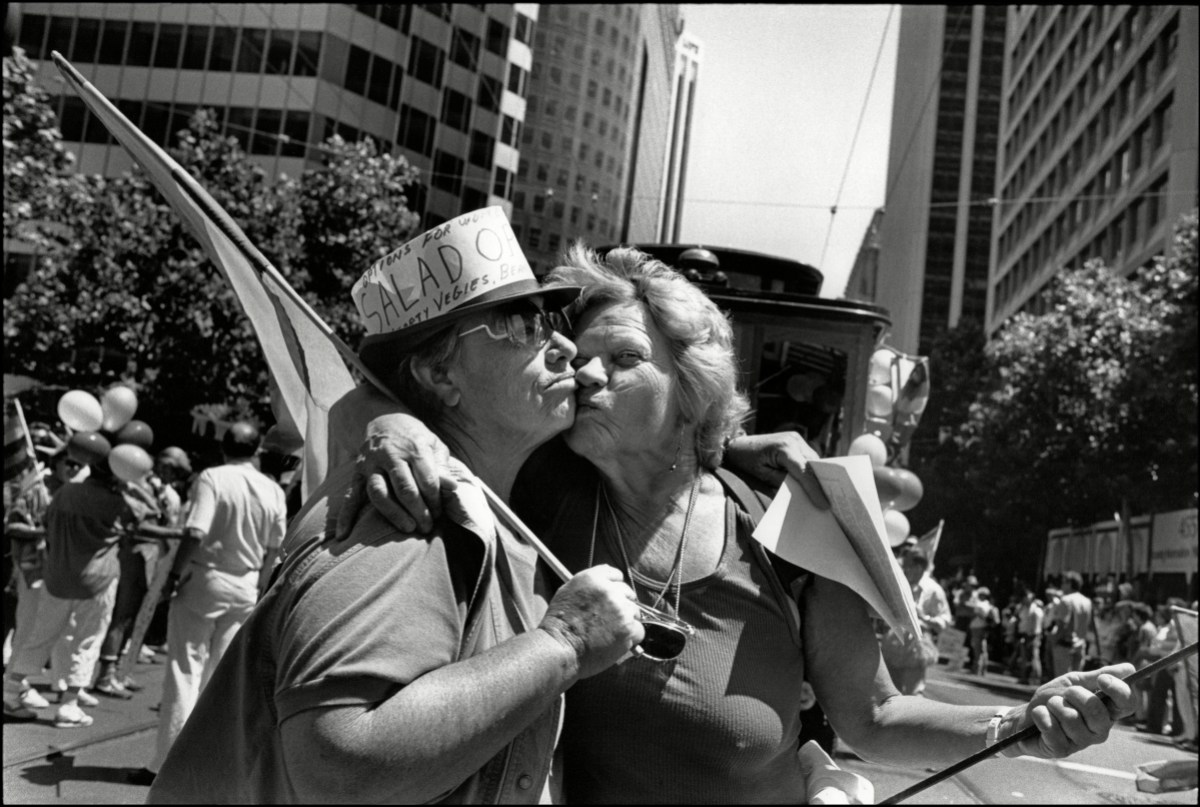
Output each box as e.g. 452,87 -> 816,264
11,3 -> 536,229
511,4 -> 698,274
987,6 -> 1198,334
857,5 -> 1005,357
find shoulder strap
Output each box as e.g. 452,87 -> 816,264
713,467 -> 806,647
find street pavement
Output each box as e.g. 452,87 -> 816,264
4,652 -> 1197,804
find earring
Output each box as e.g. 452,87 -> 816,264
669,429 -> 684,471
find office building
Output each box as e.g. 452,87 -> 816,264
11,3 -> 537,229
855,5 -> 1005,357
988,6 -> 1198,333
512,4 -> 698,272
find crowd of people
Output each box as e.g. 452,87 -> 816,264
880,553 -> 1197,754
2,417 -> 287,776
4,208 -> 1182,802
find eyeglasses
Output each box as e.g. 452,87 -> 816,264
458,308 -> 570,349
634,603 -> 696,662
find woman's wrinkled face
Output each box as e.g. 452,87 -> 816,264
449,304 -> 579,447
565,300 -> 682,465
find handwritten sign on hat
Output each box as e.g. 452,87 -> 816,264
353,207 -> 536,343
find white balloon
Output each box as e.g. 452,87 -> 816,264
57,390 -> 104,432
869,349 -> 894,386
884,510 -> 911,547
100,386 -> 139,431
866,384 -> 895,418
848,433 -> 888,467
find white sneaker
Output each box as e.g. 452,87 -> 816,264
19,687 -> 50,709
53,701 -> 94,728
54,686 -> 99,708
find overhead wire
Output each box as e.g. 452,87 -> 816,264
817,4 -> 895,269
40,9 -> 1189,225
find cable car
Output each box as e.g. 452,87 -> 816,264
600,244 -> 890,457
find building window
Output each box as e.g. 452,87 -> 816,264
397,104 -> 436,156
556,168 -> 569,188
280,110 -> 309,157
294,31 -> 321,77
441,88 -> 473,132
16,14 -> 47,59
450,27 -> 480,69
462,185 -> 489,211
97,19 -> 128,65
155,23 -> 183,69
368,54 -> 396,106
469,129 -> 494,168
345,45 -> 370,96
265,29 -> 294,74
207,26 -> 237,71
485,18 -> 509,55
251,108 -> 282,155
493,166 -> 514,200
477,74 -> 503,113
533,194 -> 545,213
432,150 -> 464,195
536,163 -> 549,182
548,233 -> 561,252
237,28 -> 265,73
570,206 -> 581,225
586,79 -> 598,99
71,18 -> 100,63
500,114 -> 520,147
507,63 -> 528,96
409,37 -> 445,88
515,12 -> 535,45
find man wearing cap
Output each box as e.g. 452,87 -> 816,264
131,425 -> 286,785
150,208 -> 642,803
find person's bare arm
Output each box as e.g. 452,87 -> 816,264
279,565 -> 643,803
804,576 -> 1135,767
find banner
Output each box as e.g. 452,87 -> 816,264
1150,509 -> 1199,580
52,53 -> 362,498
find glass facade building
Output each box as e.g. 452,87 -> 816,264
987,6 -> 1198,333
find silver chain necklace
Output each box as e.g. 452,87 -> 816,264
589,474 -> 701,615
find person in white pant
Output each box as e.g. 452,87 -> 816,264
133,423 -> 286,785
5,454 -> 158,727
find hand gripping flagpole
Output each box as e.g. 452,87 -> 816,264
880,640 -> 1200,804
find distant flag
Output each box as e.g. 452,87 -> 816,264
916,520 -> 944,569
3,402 -> 35,484
50,53 -> 395,498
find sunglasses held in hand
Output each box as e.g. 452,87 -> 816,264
634,603 -> 695,662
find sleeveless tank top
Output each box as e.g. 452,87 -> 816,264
549,476 -> 809,804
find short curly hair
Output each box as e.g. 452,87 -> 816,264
544,242 -> 750,469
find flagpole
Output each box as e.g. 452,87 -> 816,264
880,641 -> 1200,804
12,398 -> 51,503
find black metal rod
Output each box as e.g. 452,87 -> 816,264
880,640 -> 1200,804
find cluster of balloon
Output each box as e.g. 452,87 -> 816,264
56,386 -> 154,483
848,433 -> 926,549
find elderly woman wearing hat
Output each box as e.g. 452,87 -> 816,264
149,208 -> 643,804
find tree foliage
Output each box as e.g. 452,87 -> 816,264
915,212 -> 1198,585
3,47 -> 79,245
4,55 -> 420,440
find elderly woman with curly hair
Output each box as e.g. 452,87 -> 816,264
343,243 -> 1135,803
